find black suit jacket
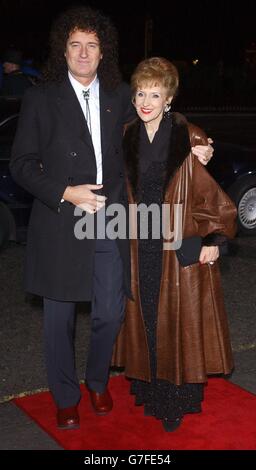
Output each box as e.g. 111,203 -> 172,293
10,78 -> 135,301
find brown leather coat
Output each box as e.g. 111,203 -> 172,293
112,113 -> 237,385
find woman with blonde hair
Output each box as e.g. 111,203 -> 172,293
112,57 -> 237,432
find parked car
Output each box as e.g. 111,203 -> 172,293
186,111 -> 256,235
0,101 -> 256,249
208,141 -> 256,234
0,97 -> 32,247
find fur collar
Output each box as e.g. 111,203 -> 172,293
124,112 -> 191,200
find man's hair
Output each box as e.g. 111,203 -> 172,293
43,5 -> 122,90
131,57 -> 179,99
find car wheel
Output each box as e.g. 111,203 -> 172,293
0,202 -> 11,249
230,176 -> 256,235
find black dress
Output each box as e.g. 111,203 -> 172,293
130,117 -> 204,423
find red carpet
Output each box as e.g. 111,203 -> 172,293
13,376 -> 256,450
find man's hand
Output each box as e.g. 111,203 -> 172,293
199,245 -> 219,264
192,138 -> 214,165
62,184 -> 106,214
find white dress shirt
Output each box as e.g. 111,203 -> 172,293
68,72 -> 103,184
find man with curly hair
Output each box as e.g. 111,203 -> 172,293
10,5 -> 213,430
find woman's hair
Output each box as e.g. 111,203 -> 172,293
131,57 -> 179,99
42,5 -> 122,90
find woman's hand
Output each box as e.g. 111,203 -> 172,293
192,138 -> 214,165
199,245 -> 219,264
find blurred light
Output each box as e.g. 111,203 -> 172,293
192,59 -> 199,65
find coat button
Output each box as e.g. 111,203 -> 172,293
70,151 -> 77,157
119,172 -> 124,177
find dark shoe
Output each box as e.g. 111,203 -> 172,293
89,388 -> 113,415
57,405 -> 80,430
162,417 -> 182,432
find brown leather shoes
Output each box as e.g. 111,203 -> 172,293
57,405 -> 80,430
89,388 -> 113,415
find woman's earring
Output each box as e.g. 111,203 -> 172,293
164,103 -> 172,119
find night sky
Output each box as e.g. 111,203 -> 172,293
0,0 -> 255,67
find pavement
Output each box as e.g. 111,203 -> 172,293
0,235 -> 256,450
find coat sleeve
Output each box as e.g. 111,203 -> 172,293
9,88 -> 67,213
188,123 -> 237,240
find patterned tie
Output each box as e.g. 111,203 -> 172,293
82,89 -> 92,134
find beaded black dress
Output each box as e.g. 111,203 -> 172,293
130,117 -> 204,423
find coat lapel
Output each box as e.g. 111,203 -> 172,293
99,85 -> 119,158
124,113 -> 191,199
123,119 -> 140,199
53,79 -> 120,158
55,77 -> 94,151
163,113 -> 191,193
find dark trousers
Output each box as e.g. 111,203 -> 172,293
43,239 -> 125,408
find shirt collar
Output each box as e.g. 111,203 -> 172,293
68,71 -> 99,100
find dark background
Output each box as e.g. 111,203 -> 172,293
0,0 -> 255,65
0,0 -> 256,106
